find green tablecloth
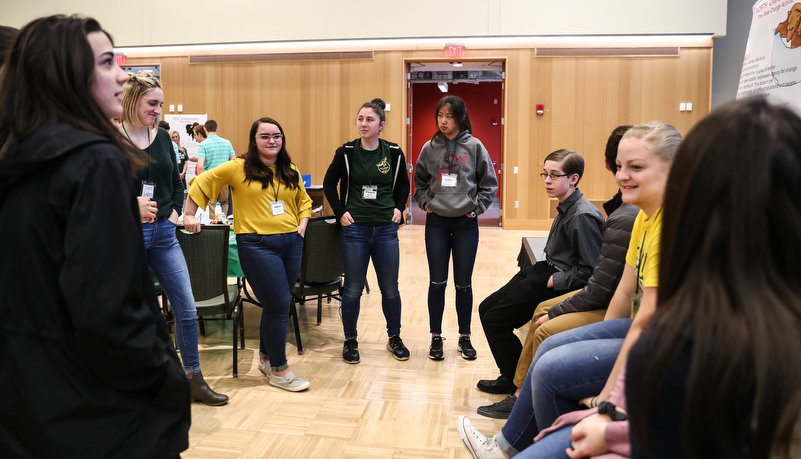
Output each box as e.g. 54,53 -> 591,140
228,230 -> 244,278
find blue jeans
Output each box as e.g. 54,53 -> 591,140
497,318 -> 633,456
341,223 -> 401,339
142,217 -> 199,375
516,425 -> 572,459
425,213 -> 479,335
236,232 -> 303,371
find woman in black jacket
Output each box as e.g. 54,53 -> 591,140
0,15 -> 189,457
323,98 -> 410,364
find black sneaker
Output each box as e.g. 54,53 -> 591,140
343,338 -> 360,364
457,335 -> 477,360
477,394 -> 517,419
387,335 -> 410,361
429,336 -> 445,360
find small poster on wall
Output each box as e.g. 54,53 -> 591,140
164,114 -> 207,182
737,1 -> 801,113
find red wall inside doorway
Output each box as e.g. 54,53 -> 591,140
408,82 -> 503,201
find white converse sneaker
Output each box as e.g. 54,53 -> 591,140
457,415 -> 506,459
268,370 -> 310,392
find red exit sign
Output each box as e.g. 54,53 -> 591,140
446,45 -> 465,58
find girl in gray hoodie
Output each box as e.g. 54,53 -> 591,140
414,95 -> 498,361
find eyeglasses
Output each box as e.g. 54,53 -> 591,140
256,134 -> 283,142
539,173 -> 570,180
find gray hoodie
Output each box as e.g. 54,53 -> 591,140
414,130 -> 498,217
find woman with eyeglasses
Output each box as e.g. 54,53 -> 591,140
414,95 -> 498,361
323,98 -> 410,364
184,117 -> 313,392
122,71 -> 229,406
0,15 -> 189,456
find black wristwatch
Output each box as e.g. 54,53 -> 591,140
597,401 -> 628,421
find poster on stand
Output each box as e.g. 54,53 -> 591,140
164,114 -> 207,182
737,1 -> 801,114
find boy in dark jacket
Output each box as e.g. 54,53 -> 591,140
477,149 -> 604,396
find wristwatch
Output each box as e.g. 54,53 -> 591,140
597,401 -> 628,421
468,211 -> 477,218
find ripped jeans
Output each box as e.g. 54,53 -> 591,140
424,213 -> 479,335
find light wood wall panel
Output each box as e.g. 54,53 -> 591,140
125,46 -> 711,230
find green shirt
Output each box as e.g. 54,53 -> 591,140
347,140 -> 395,225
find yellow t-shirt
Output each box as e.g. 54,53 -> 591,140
625,208 -> 663,315
189,158 -> 312,235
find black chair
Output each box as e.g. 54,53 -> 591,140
175,225 -> 245,378
290,215 -> 343,354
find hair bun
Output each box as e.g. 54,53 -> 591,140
371,98 -> 385,109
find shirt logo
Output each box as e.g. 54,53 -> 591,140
437,150 -> 470,181
377,157 -> 390,174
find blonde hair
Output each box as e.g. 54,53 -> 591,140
621,121 -> 682,164
121,71 -> 162,127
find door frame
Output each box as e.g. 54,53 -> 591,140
403,58 -> 507,227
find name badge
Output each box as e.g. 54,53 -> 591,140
442,173 -> 457,187
141,181 -> 156,199
270,200 -> 286,216
362,185 -> 378,200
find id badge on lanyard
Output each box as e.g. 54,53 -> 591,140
141,181 -> 156,199
362,185 -> 378,200
270,200 -> 286,216
442,173 -> 458,187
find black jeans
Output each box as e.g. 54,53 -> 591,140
479,261 -> 563,383
425,213 -> 479,335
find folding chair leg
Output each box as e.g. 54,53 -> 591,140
317,297 -> 322,326
198,318 -> 206,337
289,299 -> 303,355
239,302 -> 245,349
232,309 -> 239,379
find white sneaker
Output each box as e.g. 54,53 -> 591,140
457,416 -> 506,459
268,370 -> 311,392
257,359 -> 270,376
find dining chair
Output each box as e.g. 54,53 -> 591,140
290,215 -> 343,355
175,224 -> 245,378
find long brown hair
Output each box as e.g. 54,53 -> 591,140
0,15 -> 140,170
630,97 -> 801,458
242,117 -> 299,189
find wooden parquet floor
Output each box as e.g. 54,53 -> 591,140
184,224 -> 548,458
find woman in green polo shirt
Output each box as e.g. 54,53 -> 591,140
323,98 -> 410,364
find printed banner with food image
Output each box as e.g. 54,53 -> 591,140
737,0 -> 801,113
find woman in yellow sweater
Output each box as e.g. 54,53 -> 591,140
184,117 -> 312,392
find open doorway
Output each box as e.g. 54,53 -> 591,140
406,61 -> 504,227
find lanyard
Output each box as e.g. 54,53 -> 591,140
122,121 -> 152,181
358,140 -> 381,185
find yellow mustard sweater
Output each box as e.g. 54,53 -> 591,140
189,158 -> 312,235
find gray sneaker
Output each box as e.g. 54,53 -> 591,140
267,370 -> 310,392
257,359 -> 271,376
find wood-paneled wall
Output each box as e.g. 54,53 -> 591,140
126,46 -> 712,230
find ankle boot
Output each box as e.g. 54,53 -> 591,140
189,371 -> 229,406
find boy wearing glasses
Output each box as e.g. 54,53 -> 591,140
476,149 -> 604,396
